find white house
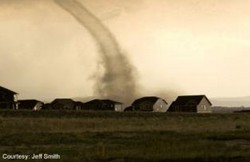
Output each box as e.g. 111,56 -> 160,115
130,96 -> 168,112
168,95 -> 212,113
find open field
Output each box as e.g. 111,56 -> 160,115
1,110 -> 250,162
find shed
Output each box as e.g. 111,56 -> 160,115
131,96 -> 168,112
168,95 -> 212,113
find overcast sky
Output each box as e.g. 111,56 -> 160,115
0,0 -> 250,102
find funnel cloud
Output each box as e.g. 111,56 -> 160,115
54,0 -> 138,104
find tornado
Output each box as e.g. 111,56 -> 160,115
54,0 -> 138,105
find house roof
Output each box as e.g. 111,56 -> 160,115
51,98 -> 75,104
101,99 -> 122,104
85,99 -> 122,105
171,95 -> 212,107
18,99 -> 43,109
132,96 -> 168,105
0,86 -> 17,94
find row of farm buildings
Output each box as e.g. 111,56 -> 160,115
0,86 -> 213,113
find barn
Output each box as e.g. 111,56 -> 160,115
83,99 -> 123,111
168,95 -> 212,113
130,96 -> 168,112
0,86 -> 18,109
18,99 -> 44,111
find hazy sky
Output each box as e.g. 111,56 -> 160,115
1,0 -> 250,102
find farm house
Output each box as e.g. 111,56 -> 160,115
50,98 -> 77,110
168,95 -> 212,113
129,96 -> 168,112
83,99 -> 123,111
18,99 -> 44,111
0,86 -> 18,109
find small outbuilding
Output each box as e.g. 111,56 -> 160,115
168,95 -> 212,113
130,96 -> 168,112
18,99 -> 44,111
83,99 -> 123,111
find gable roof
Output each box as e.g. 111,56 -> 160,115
51,98 -> 75,104
132,96 -> 168,106
85,99 -> 122,105
101,99 -> 122,104
171,95 -> 212,107
50,98 -> 77,109
0,86 -> 17,94
83,99 -> 122,111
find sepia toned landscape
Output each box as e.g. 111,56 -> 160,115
1,0 -> 250,161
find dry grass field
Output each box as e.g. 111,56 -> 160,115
1,110 -> 250,162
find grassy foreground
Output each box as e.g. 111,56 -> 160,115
1,110 -> 250,162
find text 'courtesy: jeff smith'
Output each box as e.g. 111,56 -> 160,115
2,153 -> 61,160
